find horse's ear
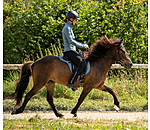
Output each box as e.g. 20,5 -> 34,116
121,38 -> 124,44
119,38 -> 124,46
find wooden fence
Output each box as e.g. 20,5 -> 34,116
3,64 -> 148,70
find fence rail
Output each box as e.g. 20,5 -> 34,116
3,64 -> 148,70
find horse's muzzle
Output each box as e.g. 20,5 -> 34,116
124,62 -> 133,69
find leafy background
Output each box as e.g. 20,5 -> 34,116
3,0 -> 148,64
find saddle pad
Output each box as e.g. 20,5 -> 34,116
58,56 -> 90,76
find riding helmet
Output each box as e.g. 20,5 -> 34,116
64,11 -> 80,23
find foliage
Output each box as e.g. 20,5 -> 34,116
3,0 -> 148,64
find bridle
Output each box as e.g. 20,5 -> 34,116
102,45 -> 124,65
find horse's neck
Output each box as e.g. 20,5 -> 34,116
100,49 -> 116,72
96,57 -> 114,74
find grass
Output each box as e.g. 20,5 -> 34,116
3,68 -> 148,112
3,117 -> 148,130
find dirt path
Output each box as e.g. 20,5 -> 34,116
3,111 -> 148,121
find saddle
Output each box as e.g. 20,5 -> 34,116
58,52 -> 90,87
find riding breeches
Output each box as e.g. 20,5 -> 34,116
63,50 -> 86,84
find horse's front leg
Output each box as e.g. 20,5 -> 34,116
97,84 -> 120,111
71,87 -> 92,117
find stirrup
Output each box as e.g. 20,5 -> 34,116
66,83 -> 77,91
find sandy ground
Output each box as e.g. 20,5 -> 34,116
3,111 -> 148,121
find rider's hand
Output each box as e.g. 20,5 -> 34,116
85,44 -> 89,49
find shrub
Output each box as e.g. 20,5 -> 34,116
3,0 -> 148,64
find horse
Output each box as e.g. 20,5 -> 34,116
11,36 -> 132,117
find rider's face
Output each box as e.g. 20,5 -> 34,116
70,18 -> 77,25
73,19 -> 77,25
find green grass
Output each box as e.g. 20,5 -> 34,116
3,69 -> 148,112
3,117 -> 148,130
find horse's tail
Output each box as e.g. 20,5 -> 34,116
14,61 -> 34,104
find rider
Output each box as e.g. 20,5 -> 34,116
62,10 -> 89,91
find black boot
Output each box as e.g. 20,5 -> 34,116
66,61 -> 85,91
66,70 -> 78,91
66,83 -> 77,91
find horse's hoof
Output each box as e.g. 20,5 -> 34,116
56,113 -> 64,118
73,113 -> 77,117
59,114 -> 64,118
114,105 -> 120,112
11,109 -> 17,115
71,112 -> 77,117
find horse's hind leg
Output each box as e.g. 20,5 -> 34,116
12,85 -> 43,115
45,80 -> 63,118
97,84 -> 120,110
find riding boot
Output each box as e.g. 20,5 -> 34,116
66,72 -> 78,91
67,61 -> 86,91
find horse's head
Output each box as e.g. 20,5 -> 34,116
109,37 -> 133,69
86,36 -> 133,69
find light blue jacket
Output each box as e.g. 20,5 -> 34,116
62,21 -> 85,52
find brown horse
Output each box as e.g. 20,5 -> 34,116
11,36 -> 132,117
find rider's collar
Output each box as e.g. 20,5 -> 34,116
67,21 -> 73,27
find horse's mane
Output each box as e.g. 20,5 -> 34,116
86,36 -> 121,62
